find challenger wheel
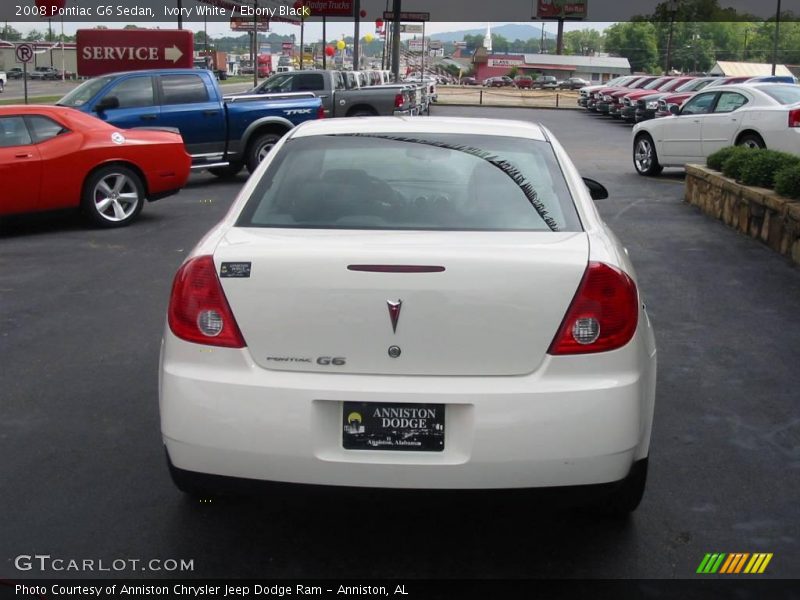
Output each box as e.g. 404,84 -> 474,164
82,165 -> 144,228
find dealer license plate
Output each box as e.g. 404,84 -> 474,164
342,402 -> 445,452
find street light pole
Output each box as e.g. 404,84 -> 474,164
771,0 -> 782,76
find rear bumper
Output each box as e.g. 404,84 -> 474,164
160,324 -> 656,490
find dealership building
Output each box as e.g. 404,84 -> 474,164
473,50 -> 631,83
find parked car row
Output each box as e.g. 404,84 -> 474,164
578,75 -> 800,176
477,75 -> 591,90
5,66 -> 76,80
246,69 -> 428,117
579,74 -> 797,124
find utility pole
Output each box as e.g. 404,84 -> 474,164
252,0 -> 258,89
665,0 -> 678,74
391,0 -> 401,81
353,0 -> 361,70
322,16 -> 327,69
556,19 -> 564,55
771,0 -> 782,76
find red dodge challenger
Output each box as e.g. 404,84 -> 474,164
0,105 -> 191,228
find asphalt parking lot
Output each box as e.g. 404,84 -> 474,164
2,106 -> 799,580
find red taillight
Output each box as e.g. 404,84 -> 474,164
548,262 -> 639,355
167,255 -> 246,348
394,93 -> 404,109
789,108 -> 800,128
317,104 -> 327,119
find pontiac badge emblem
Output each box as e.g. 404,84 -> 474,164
387,300 -> 402,333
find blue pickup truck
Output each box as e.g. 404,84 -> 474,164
57,68 -> 323,177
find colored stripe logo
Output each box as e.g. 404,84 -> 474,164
697,553 -> 773,574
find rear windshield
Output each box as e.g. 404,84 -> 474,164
755,85 -> 800,105
237,133 -> 582,232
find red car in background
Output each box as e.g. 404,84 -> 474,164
619,77 -> 693,122
0,106 -> 191,228
655,76 -> 753,117
607,76 -> 673,118
593,77 -> 655,113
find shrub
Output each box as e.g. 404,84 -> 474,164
774,166 -> 800,199
739,150 -> 800,188
707,146 -> 748,171
721,147 -> 757,181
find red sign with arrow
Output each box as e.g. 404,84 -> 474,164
77,29 -> 194,77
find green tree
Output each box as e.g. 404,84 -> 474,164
605,22 -> 659,72
25,29 -> 44,41
491,34 -> 510,53
463,34 -> 483,51
2,25 -> 22,41
563,29 -> 604,55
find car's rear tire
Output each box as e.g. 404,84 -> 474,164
633,133 -> 663,176
246,132 -> 282,174
594,458 -> 648,517
737,132 -> 766,150
208,163 -> 243,179
81,165 -> 145,228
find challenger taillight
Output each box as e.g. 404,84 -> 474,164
168,256 -> 246,348
548,262 -> 639,355
789,108 -> 800,128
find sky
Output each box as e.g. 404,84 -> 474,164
7,21 -> 616,43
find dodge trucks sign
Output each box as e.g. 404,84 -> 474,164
77,29 -> 194,77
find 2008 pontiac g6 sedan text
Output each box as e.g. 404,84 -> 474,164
159,116 -> 657,515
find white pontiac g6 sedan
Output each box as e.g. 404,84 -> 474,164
633,83 -> 800,175
159,117 -> 658,515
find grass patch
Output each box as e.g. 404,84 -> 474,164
0,95 -> 61,105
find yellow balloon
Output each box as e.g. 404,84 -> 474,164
364,33 -> 374,43
336,40 -> 346,50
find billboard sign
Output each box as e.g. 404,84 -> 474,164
76,29 -> 193,77
537,0 -> 587,19
231,16 -> 270,31
400,23 -> 423,33
383,11 -> 430,22
303,0 -> 354,17
408,38 -> 427,52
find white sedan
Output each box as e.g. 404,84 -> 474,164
160,117 -> 657,514
633,83 -> 800,175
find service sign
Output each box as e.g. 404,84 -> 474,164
536,0 -> 587,19
77,29 -> 194,77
